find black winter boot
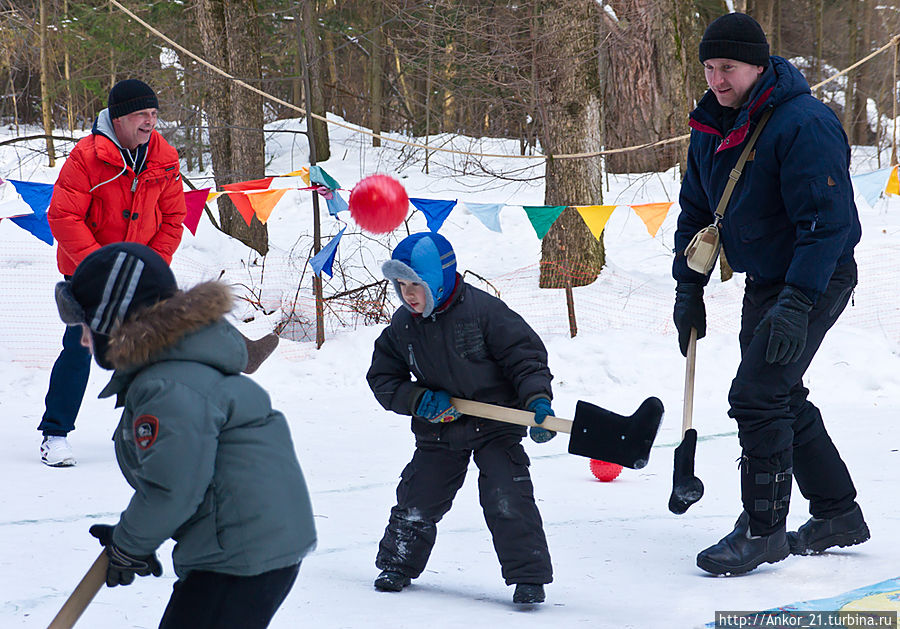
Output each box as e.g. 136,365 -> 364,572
696,511 -> 789,575
374,570 -> 411,592
788,504 -> 870,555
696,453 -> 792,576
513,583 -> 545,604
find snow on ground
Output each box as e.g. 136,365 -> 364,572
1,117 -> 899,628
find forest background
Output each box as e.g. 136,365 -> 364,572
2,0 -> 900,292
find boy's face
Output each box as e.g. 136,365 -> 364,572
703,58 -> 764,109
398,279 -> 427,314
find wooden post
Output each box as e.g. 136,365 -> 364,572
296,2 -> 325,349
565,281 -> 577,338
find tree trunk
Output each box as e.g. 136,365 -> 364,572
603,0 -> 691,173
301,0 -> 330,161
39,0 -> 55,167
368,1 -> 384,147
195,0 -> 269,255
534,0 -> 605,288
843,0 -> 859,143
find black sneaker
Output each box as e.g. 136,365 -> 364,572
374,570 -> 411,592
696,512 -> 790,576
787,504 -> 870,555
513,583 -> 545,604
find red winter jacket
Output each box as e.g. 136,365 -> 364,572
48,128 -> 186,275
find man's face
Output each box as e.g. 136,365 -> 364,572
398,279 -> 428,314
111,108 -> 158,150
703,59 -> 765,109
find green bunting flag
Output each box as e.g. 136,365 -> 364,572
522,205 -> 566,239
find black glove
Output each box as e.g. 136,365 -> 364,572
89,524 -> 163,587
753,285 -> 814,365
673,283 -> 706,357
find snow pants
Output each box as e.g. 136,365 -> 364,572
376,428 -> 553,586
38,322 -> 91,436
728,260 -> 859,531
157,563 -> 300,629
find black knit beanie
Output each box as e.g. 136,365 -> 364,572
699,13 -> 769,67
108,79 -> 159,119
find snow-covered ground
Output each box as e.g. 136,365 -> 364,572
1,116 -> 899,629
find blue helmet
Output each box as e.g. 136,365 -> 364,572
382,232 -> 457,317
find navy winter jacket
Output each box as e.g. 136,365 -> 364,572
366,277 -> 553,443
673,56 -> 861,301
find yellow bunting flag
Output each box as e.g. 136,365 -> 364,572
574,205 -> 617,240
247,189 -> 288,224
285,167 -> 311,186
886,165 -> 899,196
630,202 -> 673,238
206,191 -> 223,204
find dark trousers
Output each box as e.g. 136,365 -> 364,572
728,261 -> 858,526
376,431 -> 553,585
38,324 -> 91,436
158,563 -> 300,629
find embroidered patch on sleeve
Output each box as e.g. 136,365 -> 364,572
133,415 -> 159,450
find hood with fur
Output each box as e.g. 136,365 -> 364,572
104,281 -> 244,373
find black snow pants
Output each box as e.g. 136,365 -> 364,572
376,423 -> 553,586
727,260 -> 859,531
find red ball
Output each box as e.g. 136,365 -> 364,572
348,174 -> 409,234
590,459 -> 623,482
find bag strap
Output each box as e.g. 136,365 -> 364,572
713,108 -> 773,224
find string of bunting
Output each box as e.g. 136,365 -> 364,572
3,164 -> 899,278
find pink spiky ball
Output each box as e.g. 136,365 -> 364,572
348,174 -> 409,234
590,459 -> 623,482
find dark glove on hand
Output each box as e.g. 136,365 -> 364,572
415,390 -> 462,423
528,398 -> 556,443
753,285 -> 814,365
673,283 -> 706,357
89,524 -> 163,587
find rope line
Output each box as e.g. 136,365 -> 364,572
110,0 -> 898,162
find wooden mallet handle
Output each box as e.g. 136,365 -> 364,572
47,550 -> 108,629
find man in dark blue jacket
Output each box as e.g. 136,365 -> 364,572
672,13 -> 869,576
367,232 -> 554,604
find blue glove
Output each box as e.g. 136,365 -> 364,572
415,390 -> 462,423
89,524 -> 163,587
528,398 -> 556,443
753,286 -> 814,365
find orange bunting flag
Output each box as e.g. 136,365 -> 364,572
574,205 -> 617,240
285,167 -> 311,185
886,165 -> 900,196
629,202 -> 673,238
223,177 -> 274,226
247,189 -> 288,224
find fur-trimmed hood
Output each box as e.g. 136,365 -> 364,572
104,281 -> 244,373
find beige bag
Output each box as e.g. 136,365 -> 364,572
683,109 -> 772,276
685,224 -> 721,274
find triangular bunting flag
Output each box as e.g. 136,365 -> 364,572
309,227 -> 346,278
409,198 -> 457,232
183,188 -> 211,235
851,167 -> 893,207
285,167 -> 311,185
223,177 -> 274,226
522,205 -> 566,240
461,202 -> 504,232
247,188 -> 288,224
207,191 -> 223,203
630,202 -> 673,238
309,165 -> 340,191
8,180 -> 54,245
574,205 -> 617,240
886,165 -> 899,196
325,190 -> 349,216
1,178 -> 34,219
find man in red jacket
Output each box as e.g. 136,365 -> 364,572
40,79 -> 186,467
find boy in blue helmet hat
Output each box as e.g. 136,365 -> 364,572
366,232 -> 555,604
